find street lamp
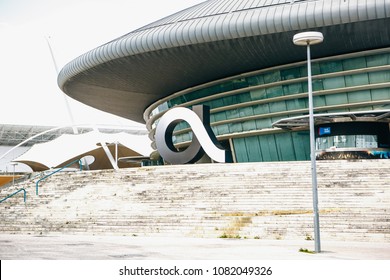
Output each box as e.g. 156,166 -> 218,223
10,162 -> 18,186
293,31 -> 324,253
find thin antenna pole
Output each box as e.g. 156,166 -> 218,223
45,36 -> 91,169
45,36 -> 118,170
45,36 -> 78,135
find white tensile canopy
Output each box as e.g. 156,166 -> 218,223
13,131 -> 152,171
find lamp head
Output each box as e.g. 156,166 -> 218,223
293,31 -> 324,46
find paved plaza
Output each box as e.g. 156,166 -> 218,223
1,234 -> 389,260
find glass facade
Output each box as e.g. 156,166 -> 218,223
316,135 -> 378,150
148,49 -> 390,162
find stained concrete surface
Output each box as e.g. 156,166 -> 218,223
0,234 -> 389,260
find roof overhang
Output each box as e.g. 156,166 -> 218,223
58,0 -> 390,123
272,110 -> 390,131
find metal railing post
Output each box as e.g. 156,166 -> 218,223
36,159 -> 83,195
0,188 -> 27,204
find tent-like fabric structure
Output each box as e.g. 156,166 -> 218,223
13,131 -> 152,171
0,175 -> 23,187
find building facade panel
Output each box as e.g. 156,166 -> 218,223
146,48 -> 390,162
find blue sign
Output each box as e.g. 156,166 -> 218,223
319,127 -> 331,136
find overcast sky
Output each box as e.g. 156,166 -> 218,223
0,0 -> 205,127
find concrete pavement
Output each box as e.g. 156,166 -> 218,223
0,234 -> 389,260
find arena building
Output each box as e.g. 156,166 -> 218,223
58,0 -> 390,163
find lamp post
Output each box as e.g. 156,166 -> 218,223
10,162 -> 18,186
293,31 -> 324,253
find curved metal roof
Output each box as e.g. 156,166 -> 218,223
58,0 -> 390,123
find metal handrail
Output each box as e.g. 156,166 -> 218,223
35,159 -> 82,195
0,188 -> 26,204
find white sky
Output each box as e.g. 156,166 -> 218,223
0,0 -> 205,127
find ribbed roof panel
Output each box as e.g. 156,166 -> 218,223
59,0 -> 389,87
58,0 -> 390,123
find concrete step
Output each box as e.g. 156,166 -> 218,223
1,160 -> 389,242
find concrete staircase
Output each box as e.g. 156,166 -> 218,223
0,160 -> 389,242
